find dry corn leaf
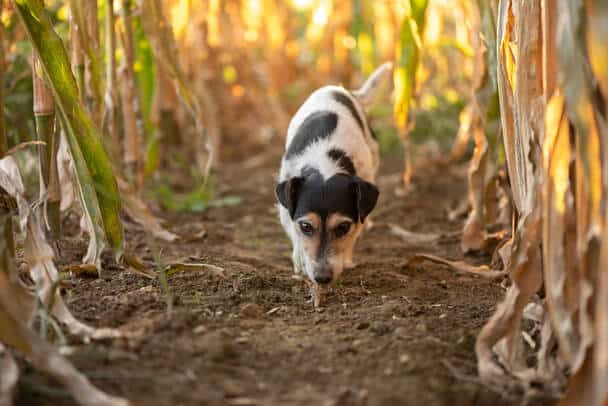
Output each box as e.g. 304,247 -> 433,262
57,132 -> 76,212
1,152 -> 118,341
557,0 -> 604,378
476,187 -> 543,381
405,253 -> 504,279
595,197 -> 608,405
0,157 -> 29,232
462,115 -> 489,252
449,103 -> 473,162
542,90 -> 580,366
165,262 -> 225,278
585,0 -> 608,107
0,189 -> 125,406
25,210 -> 120,341
65,264 -> 99,278
388,224 -> 440,245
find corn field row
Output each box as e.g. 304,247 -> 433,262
0,0 -> 607,404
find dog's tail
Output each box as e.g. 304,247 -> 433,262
351,62 -> 393,110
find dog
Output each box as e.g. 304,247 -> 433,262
276,63 -> 392,292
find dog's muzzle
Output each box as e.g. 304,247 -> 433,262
313,263 -> 333,285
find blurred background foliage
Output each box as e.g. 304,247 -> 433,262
1,0 -> 479,209
1,0 -> 484,219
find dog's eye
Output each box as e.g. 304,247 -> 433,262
299,221 -> 314,236
334,222 -> 351,238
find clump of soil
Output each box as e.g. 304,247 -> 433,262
15,153 -> 541,406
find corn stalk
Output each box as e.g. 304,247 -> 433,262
476,1 -> 608,403
69,0 -> 104,124
139,0 -> 218,184
13,0 -> 124,259
118,0 -> 144,188
103,0 -> 121,162
393,0 -> 428,188
32,53 -> 61,239
459,0 -> 500,253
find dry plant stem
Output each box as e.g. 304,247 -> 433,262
138,0 -> 217,184
461,0 -> 499,254
476,196 -> 543,380
449,104 -> 473,162
33,53 -> 60,239
70,13 -> 85,101
118,0 -> 144,189
0,219 -> 20,406
103,0 -> 121,162
84,0 -> 102,123
476,0 -> 546,383
542,91 -> 580,367
0,2 -> 16,333
155,64 -> 180,146
462,117 -> 488,252
69,0 -> 104,124
401,134 -> 412,189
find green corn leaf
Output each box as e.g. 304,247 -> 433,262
410,0 -> 429,34
68,0 -> 104,122
393,15 -> 420,131
13,0 -> 124,259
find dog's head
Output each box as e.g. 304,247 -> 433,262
276,170 -> 378,285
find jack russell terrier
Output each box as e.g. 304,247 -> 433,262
276,63 -> 392,299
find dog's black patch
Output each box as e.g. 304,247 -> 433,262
331,91 -> 365,133
293,171 -> 358,222
286,111 -> 338,159
284,167 -> 378,223
327,148 -> 356,175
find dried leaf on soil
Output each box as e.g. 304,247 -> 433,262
405,253 -> 504,279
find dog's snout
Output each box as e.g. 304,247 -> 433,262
313,263 -> 333,284
314,274 -> 332,284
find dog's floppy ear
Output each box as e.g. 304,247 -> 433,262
351,177 -> 379,223
276,177 -> 305,218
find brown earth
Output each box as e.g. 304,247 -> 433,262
15,150 -> 548,406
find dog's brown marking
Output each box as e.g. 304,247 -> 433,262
295,212 -> 361,271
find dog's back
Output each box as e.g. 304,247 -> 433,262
280,85 -> 379,184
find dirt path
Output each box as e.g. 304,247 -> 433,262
17,153 -> 528,406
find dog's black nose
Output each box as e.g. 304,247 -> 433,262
314,275 -> 332,284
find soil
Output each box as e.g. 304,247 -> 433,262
15,148 -> 542,406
